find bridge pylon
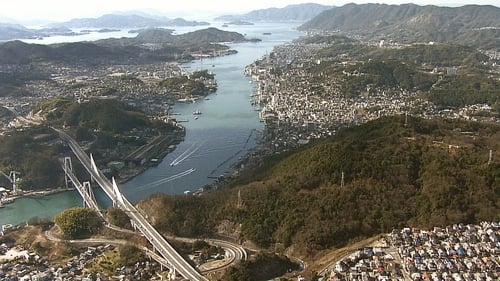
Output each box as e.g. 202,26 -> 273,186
90,153 -> 98,184
111,177 -> 126,207
82,181 -> 98,209
63,157 -> 73,190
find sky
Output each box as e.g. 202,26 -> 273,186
1,0 -> 498,24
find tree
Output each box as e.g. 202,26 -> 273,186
119,244 -> 145,266
106,207 -> 132,229
221,263 -> 252,281
55,207 -> 102,239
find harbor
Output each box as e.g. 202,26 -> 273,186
0,21 -> 303,226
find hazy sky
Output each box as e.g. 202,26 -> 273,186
1,0 -> 498,23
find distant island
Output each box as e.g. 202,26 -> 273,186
0,27 -> 256,66
80,28 -> 121,33
225,20 -> 254,26
0,13 -> 211,41
0,23 -> 78,41
215,3 -> 332,22
49,13 -> 210,28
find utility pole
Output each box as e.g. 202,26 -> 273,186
237,189 -> 242,208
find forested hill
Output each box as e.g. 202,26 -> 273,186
0,98 -> 174,190
138,116 -> 500,253
0,28 -> 250,65
299,3 -> 500,50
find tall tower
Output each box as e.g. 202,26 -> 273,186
0,170 -> 20,194
10,171 -> 19,194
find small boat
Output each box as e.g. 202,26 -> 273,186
193,110 -> 202,115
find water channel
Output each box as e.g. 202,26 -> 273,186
0,22 -> 302,226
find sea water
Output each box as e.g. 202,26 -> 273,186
1,21 -> 302,226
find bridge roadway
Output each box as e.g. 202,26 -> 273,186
56,128 -> 208,281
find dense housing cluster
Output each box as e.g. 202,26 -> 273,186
391,222 -> 499,281
0,62 -> 215,135
245,42 -> 499,154
323,222 -> 499,281
0,243 -> 164,281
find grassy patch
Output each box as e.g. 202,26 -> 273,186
84,248 -> 121,275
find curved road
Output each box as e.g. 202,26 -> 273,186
167,236 -> 247,273
45,226 -> 246,274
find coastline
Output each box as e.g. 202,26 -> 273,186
0,188 -> 75,207
0,22 -> 304,227
116,129 -> 186,185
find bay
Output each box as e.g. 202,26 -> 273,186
1,21 -> 302,226
0,190 -> 82,225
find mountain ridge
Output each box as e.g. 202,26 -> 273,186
0,27 -> 252,65
0,23 -> 77,41
138,116 -> 500,252
299,3 -> 500,50
215,3 -> 333,22
50,13 -> 210,28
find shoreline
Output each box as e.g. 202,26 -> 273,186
0,28 -> 279,204
0,188 -> 75,207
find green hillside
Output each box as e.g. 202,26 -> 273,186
299,3 -> 500,50
43,99 -> 149,133
0,98 -> 176,190
138,116 -> 500,253
0,28 -> 251,66
304,39 -> 499,109
0,126 -> 65,189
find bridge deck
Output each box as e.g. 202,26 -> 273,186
57,128 -> 207,281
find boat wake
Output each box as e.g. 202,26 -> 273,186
169,142 -> 203,166
136,168 -> 196,190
